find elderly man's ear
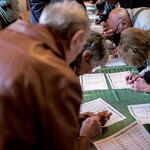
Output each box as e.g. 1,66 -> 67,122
81,50 -> 92,61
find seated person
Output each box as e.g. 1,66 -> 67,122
0,0 -> 19,29
118,28 -> 150,93
70,30 -> 109,76
105,7 -> 150,57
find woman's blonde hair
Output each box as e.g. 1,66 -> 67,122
118,28 -> 150,67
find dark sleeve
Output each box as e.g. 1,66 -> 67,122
99,2 -> 115,22
120,0 -> 132,8
28,0 -> 50,23
140,0 -> 150,7
96,2 -> 105,12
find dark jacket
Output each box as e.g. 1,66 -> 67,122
98,0 -> 150,22
28,0 -> 85,23
120,0 -> 150,9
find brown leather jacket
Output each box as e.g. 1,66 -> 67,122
0,20 -> 90,150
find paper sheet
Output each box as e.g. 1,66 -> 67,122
80,73 -> 108,91
104,55 -> 126,67
86,6 -> 95,10
90,23 -> 103,33
80,98 -> 126,126
128,103 -> 150,124
84,2 -> 94,6
88,14 -> 97,19
106,71 -> 131,89
87,11 -> 93,15
94,120 -> 150,150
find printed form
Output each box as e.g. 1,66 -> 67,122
104,55 -> 126,67
80,73 -> 108,91
106,71 -> 131,89
92,55 -> 126,72
128,103 -> 150,124
94,120 -> 150,150
80,98 -> 126,126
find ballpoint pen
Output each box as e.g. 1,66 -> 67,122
128,66 -> 136,81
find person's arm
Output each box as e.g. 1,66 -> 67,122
98,2 -> 115,22
28,0 -> 50,23
50,80 -> 102,150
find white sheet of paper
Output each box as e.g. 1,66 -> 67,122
106,71 -> 131,89
104,55 -> 126,67
80,98 -> 126,126
87,10 -> 93,15
94,120 -> 150,150
88,14 -> 97,19
86,6 -> 95,10
128,103 -> 150,124
80,73 -> 108,91
90,23 -> 103,33
84,2 -> 94,6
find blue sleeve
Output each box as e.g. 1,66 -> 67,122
28,0 -> 50,23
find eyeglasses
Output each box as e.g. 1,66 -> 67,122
113,22 -> 121,34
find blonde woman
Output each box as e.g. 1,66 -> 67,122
118,28 -> 150,93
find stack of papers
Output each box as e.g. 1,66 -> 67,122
106,71 -> 131,89
86,6 -> 95,10
88,14 -> 97,20
80,98 -> 126,126
80,73 -> 108,91
94,120 -> 150,150
90,23 -> 103,33
104,55 -> 126,67
128,103 -> 150,124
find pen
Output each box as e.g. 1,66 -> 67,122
128,66 -> 136,81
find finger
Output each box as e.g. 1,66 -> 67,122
130,84 -> 136,91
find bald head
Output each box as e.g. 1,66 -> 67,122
108,8 -> 131,33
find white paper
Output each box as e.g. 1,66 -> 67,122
80,98 -> 126,126
80,73 -> 108,91
106,71 -> 131,89
90,23 -> 103,33
128,103 -> 150,124
104,55 -> 126,67
86,6 -> 95,10
87,11 -> 93,15
94,120 -> 150,150
88,14 -> 97,19
84,2 -> 94,6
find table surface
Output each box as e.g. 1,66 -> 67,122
82,64 -> 150,150
83,5 -> 150,149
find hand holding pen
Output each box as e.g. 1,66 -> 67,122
125,66 -> 142,84
128,66 -> 136,81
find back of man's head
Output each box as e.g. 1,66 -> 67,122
39,1 -> 91,46
80,31 -> 108,65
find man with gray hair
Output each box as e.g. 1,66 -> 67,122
0,1 -> 111,149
